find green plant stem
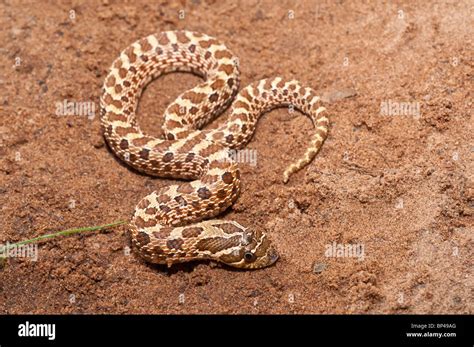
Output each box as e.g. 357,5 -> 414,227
0,220 -> 127,254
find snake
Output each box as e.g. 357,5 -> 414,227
100,31 -> 329,269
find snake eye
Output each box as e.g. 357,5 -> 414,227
244,251 -> 256,262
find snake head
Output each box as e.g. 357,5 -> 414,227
220,227 -> 279,269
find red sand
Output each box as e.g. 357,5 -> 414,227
0,1 -> 472,313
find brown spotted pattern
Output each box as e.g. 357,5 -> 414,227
100,31 -> 330,269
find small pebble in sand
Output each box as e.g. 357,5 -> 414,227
93,137 -> 105,149
313,262 -> 327,273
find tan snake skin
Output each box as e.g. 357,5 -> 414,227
100,31 -> 329,269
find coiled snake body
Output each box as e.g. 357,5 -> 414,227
100,31 -> 329,269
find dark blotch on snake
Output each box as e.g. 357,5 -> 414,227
217,223 -> 243,234
222,172 -> 233,184
145,207 -> 157,215
217,189 -> 227,199
160,204 -> 171,213
182,227 -> 203,238
195,235 -> 241,254
197,187 -> 211,199
163,152 -> 174,162
174,195 -> 187,206
209,93 -> 219,103
136,231 -> 150,246
119,139 -> 129,150
140,148 -> 150,160
167,238 -> 184,250
153,227 -> 173,239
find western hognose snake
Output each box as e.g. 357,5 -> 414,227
100,31 -> 329,269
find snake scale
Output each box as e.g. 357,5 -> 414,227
100,31 -> 329,269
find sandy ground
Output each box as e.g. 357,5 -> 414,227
0,0 -> 472,314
